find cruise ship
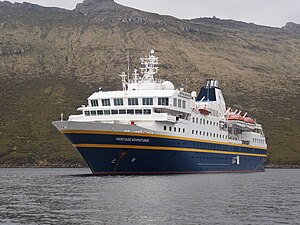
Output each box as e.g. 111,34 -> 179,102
52,50 -> 267,175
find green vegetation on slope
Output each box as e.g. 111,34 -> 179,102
0,0 -> 299,166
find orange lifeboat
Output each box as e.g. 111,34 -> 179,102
199,108 -> 210,115
228,114 -> 243,121
244,117 -> 255,124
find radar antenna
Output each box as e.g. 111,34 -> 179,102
140,49 -> 159,82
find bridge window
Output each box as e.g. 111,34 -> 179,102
102,99 -> 111,106
178,99 -> 182,108
113,98 -> 124,106
158,97 -> 169,106
142,98 -> 153,105
182,100 -> 186,109
173,98 -> 177,107
119,109 -> 126,114
135,109 -> 142,115
104,110 -> 110,115
127,109 -> 134,115
90,99 -> 99,107
97,110 -> 103,115
111,110 -> 118,115
128,98 -> 139,105
143,109 -> 151,115
91,110 -> 96,116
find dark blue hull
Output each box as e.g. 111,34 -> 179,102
62,130 -> 267,175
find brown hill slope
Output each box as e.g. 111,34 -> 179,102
0,0 -> 299,166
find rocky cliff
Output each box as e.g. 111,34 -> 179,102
0,0 -> 299,166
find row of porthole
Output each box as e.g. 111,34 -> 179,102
192,130 -> 227,139
192,117 -> 219,127
253,138 -> 265,144
163,125 -> 186,133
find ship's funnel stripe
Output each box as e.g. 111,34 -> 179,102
74,144 -> 267,157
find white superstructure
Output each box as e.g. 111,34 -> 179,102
67,50 -> 267,149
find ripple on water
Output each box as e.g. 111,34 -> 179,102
0,168 -> 299,225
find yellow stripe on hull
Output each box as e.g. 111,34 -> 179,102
62,129 -> 267,151
74,143 -> 267,157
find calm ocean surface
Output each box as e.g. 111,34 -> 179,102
0,168 -> 299,225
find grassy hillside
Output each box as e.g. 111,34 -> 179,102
0,0 -> 299,166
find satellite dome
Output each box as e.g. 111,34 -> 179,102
191,91 -> 197,98
162,81 -> 174,90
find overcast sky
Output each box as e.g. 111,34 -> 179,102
6,0 -> 300,27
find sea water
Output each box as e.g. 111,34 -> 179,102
0,168 -> 299,225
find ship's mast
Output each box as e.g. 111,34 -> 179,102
140,49 -> 159,82
119,72 -> 128,91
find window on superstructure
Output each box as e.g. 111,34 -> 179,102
173,98 -> 177,107
143,98 -> 153,105
183,128 -> 185,133
203,119 -> 205,124
192,130 -> 194,134
128,98 -> 139,105
210,121 -> 212,125
196,118 -> 198,124
104,110 -> 110,115
119,109 -> 126,114
169,126 -> 172,131
164,125 -> 167,131
85,111 -> 90,116
90,99 -> 99,107
97,110 -> 103,115
135,109 -> 142,115
111,110 -> 118,115
192,117 -> 195,123
143,109 -> 151,115
196,130 -> 198,135
200,119 -> 202,124
113,98 -> 124,106
182,100 -> 186,109
158,97 -> 169,106
91,110 -> 96,116
127,109 -> 134,115
174,127 -> 177,132
200,131 -> 202,135
102,99 -> 111,106
178,99 -> 182,108
179,127 -> 181,132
